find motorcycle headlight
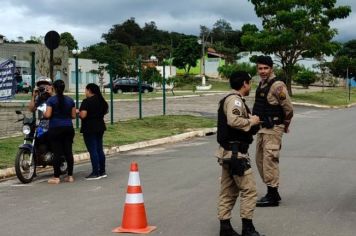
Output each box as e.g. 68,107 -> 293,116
22,125 -> 31,135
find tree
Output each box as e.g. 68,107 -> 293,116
328,55 -> 356,78
81,42 -> 132,77
60,32 -> 78,52
142,67 -> 162,85
172,38 -> 200,74
329,40 -> 356,78
211,19 -> 233,42
25,36 -> 43,44
201,19 -> 243,64
218,63 -> 256,79
242,0 -> 351,95
336,39 -> 356,58
294,69 -> 317,89
102,17 -> 143,47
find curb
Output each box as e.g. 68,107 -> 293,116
0,127 -> 217,180
292,102 -> 356,109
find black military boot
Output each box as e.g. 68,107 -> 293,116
220,219 -> 241,236
256,186 -> 280,207
241,218 -> 264,236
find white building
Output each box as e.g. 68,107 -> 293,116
68,58 -> 109,92
156,65 -> 176,78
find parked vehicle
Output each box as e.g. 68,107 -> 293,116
104,77 -> 154,93
14,106 -> 67,183
114,78 -> 153,93
103,78 -> 120,89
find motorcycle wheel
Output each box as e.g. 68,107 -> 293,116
15,149 -> 36,184
60,156 -> 68,175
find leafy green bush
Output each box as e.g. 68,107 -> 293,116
218,63 -> 256,79
142,67 -> 162,85
294,69 -> 317,88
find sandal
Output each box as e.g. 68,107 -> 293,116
48,177 -> 60,184
64,176 -> 74,183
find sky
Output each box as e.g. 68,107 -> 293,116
0,0 -> 355,49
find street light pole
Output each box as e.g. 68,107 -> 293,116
31,52 -> 36,120
109,69 -> 114,125
163,59 -> 166,115
72,49 -> 81,128
347,66 -> 351,102
201,34 -> 206,86
198,32 -> 210,87
138,55 -> 143,119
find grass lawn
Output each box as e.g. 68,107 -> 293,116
0,115 -> 216,169
292,87 -> 356,106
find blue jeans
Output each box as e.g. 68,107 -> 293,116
83,132 -> 106,175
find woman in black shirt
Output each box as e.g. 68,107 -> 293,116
79,83 -> 108,180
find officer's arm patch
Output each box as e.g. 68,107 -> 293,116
279,92 -> 286,100
275,85 -> 283,94
234,100 -> 242,107
232,108 -> 241,116
275,85 -> 286,100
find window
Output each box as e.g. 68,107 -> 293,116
129,79 -> 138,85
71,71 -> 75,84
71,71 -> 82,84
119,79 -> 129,85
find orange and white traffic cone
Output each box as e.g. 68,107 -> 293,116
112,162 -> 156,234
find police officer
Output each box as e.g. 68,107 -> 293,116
216,71 -> 263,236
252,55 -> 294,207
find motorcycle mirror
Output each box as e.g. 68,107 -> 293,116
15,118 -> 24,123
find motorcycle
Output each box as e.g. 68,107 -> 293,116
15,105 -> 67,183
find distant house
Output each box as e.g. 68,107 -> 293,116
67,58 -> 109,92
176,47 -> 226,78
0,40 -> 69,88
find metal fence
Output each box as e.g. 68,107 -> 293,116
0,93 -> 228,139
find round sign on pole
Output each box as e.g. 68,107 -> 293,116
44,31 -> 60,50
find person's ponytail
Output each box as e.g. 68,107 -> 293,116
53,79 -> 66,112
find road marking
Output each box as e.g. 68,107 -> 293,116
11,184 -> 33,187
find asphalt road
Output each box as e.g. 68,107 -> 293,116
0,106 -> 356,236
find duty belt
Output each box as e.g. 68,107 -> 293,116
261,116 -> 283,129
224,141 -> 249,154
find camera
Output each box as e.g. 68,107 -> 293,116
37,86 -> 50,103
38,86 -> 46,93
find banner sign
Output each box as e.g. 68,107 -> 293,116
0,59 -> 16,100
